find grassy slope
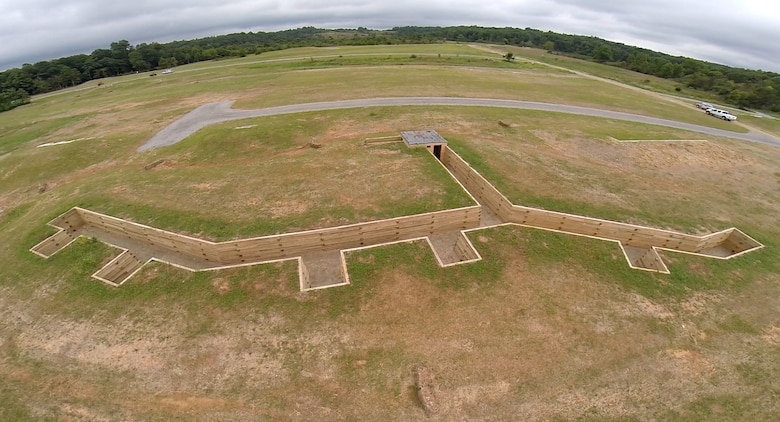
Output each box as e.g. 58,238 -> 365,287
497,44 -> 780,136
1,43 -> 779,420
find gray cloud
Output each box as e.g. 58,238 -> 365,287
0,0 -> 778,71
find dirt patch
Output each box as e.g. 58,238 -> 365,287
623,141 -> 753,170
680,292 -> 724,316
267,199 -> 309,218
659,349 -> 716,378
155,393 -> 238,413
5,206 -> 779,420
5,47 -> 780,421
144,159 -> 179,170
211,277 -> 231,294
58,403 -> 114,422
447,380 -> 512,414
51,159 -> 118,186
413,365 -> 440,416
532,130 -> 755,172
760,325 -> 780,345
619,293 -> 676,319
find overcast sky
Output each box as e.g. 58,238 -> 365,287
1,0 -> 778,72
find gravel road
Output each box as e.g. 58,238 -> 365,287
137,97 -> 780,151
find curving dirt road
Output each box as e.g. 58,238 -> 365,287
137,97 -> 780,152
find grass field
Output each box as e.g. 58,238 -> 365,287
502,45 -> 694,94
1,43 -> 779,420
493,44 -> 780,136
737,113 -> 780,137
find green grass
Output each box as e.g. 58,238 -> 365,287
576,118 -> 722,140
0,203 -> 33,230
11,45 -> 740,134
0,377 -> 37,421
34,230 -> 521,336
8,105 -> 776,294
717,314 -> 759,334
501,45 -> 712,98
328,237 -> 507,317
182,43 -> 495,68
0,114 -> 86,154
76,135 -> 471,239
74,195 -> 371,240
25,43 -> 498,108
444,127 -> 759,233
244,53 -> 547,72
6,107 -> 477,242
2,43 -> 779,421
334,345 -> 413,396
735,361 -> 775,385
447,134 -> 664,224
323,217 -> 773,311
659,395 -> 767,421
737,113 -> 780,137
495,44 -> 780,136
0,43 -> 744,186
36,243 -> 310,324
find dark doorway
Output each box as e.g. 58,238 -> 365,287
433,145 -> 442,160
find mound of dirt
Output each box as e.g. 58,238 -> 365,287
144,159 -> 177,170
414,364 -> 440,416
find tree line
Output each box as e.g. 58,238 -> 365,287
392,26 -> 780,112
1,25 -> 778,113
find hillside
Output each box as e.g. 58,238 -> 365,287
1,43 -> 778,420
1,26 -> 779,113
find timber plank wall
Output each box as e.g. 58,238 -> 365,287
32,203 -> 481,286
31,142 -> 763,287
439,145 -> 763,271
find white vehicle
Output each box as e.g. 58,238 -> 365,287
706,108 -> 737,121
161,69 -> 173,74
696,101 -> 714,109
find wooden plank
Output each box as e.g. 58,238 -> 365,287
508,205 -> 709,250
31,230 -> 76,257
93,250 -> 145,285
454,235 -> 479,261
216,241 -> 280,255
697,230 -> 733,250
214,209 -> 480,260
443,148 -> 727,254
51,208 -> 86,230
622,245 -> 667,272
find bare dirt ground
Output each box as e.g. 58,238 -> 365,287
5,118 -> 778,419
4,65 -> 780,419
9,250 -> 777,420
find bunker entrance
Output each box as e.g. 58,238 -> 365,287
433,145 -> 442,160
400,130 -> 447,161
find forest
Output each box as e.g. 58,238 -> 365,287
1,26 -> 778,113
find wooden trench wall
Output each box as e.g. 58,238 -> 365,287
439,145 -> 762,272
32,203 -> 482,286
31,142 -> 763,287
29,208 -> 85,258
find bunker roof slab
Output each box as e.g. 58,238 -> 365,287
401,130 -> 448,147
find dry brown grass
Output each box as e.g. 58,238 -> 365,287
443,113 -> 780,233
7,231 -> 777,420
2,45 -> 779,421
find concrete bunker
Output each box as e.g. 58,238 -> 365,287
401,130 -> 447,160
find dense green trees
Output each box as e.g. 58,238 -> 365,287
593,45 -> 614,63
1,26 -> 778,112
391,26 -> 779,111
0,88 -> 29,112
